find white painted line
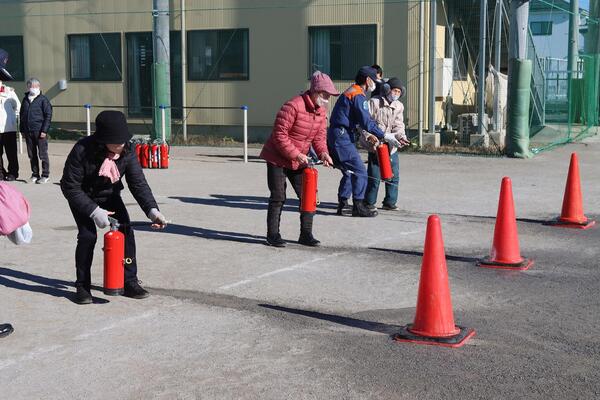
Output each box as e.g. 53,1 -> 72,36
218,252 -> 348,291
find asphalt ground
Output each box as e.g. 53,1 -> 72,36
1,139 -> 599,399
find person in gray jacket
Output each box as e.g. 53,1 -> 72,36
359,77 -> 410,210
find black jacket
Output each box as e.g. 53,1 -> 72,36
20,92 -> 52,134
60,136 -> 158,217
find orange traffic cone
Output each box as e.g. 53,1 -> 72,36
479,177 -> 533,271
393,215 -> 475,348
549,153 -> 595,229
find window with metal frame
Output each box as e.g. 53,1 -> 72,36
309,25 -> 377,81
187,29 -> 249,81
0,36 -> 24,81
68,33 -> 122,81
530,21 -> 553,36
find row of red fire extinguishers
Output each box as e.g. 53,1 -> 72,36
101,142 -> 393,295
133,139 -> 170,169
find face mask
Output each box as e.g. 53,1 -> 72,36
30,87 -> 40,96
316,95 -> 329,107
367,80 -> 376,93
387,94 -> 400,103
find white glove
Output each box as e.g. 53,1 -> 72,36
147,208 -> 168,227
7,222 -> 33,245
384,133 -> 402,148
90,207 -> 111,229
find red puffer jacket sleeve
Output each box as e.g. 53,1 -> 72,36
311,116 -> 329,158
271,101 -> 301,161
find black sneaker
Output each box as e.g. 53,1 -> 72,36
352,201 -> 378,217
266,234 -> 286,247
124,281 -> 150,299
0,323 -> 14,338
4,175 -> 16,182
298,232 -> 321,247
365,203 -> 377,210
382,204 -> 399,211
336,199 -> 350,216
74,286 -> 93,305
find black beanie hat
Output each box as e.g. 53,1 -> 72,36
93,110 -> 132,144
386,77 -> 406,98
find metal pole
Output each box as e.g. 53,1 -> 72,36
567,0 -> 579,125
85,104 -> 91,136
181,0 -> 187,142
242,106 -> 248,163
161,105 -> 166,142
478,0 -> 488,135
418,0 -> 425,146
428,0 -> 437,134
494,0 -> 503,132
152,0 -> 171,141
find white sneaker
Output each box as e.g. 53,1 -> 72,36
36,177 -> 50,184
30,176 -> 39,183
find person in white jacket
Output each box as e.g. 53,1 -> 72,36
0,48 -> 20,181
359,77 -> 410,210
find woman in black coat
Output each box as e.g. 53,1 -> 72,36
61,110 -> 167,304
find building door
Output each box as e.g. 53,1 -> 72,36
126,32 -> 182,119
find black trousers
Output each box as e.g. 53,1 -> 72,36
266,163 -> 313,237
25,131 -> 50,178
69,196 -> 138,289
0,132 -> 19,179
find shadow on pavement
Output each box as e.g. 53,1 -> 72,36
259,304 -> 406,335
170,194 -> 338,215
133,222 -> 267,245
369,247 -> 480,263
0,267 -> 108,304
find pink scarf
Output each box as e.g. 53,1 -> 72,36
99,152 -> 121,183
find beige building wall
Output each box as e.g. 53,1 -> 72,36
0,0 -> 473,138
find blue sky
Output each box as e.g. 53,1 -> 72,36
580,0 -> 589,11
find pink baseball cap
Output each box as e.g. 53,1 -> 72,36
310,71 -> 340,96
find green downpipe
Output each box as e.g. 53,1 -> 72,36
152,62 -> 171,141
506,59 -> 533,158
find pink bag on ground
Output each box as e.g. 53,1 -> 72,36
0,182 -> 31,235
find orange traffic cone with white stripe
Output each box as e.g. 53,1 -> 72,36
548,153 -> 595,229
479,177 -> 533,270
393,215 -> 475,348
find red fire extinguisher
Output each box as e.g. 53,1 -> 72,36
301,165 -> 319,213
140,143 -> 150,168
103,217 -> 125,296
159,142 -> 169,169
377,143 -> 393,181
135,141 -> 142,164
151,143 -> 159,169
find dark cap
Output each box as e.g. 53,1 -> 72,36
0,48 -> 14,81
384,77 -> 406,98
93,110 -> 133,144
356,66 -> 379,82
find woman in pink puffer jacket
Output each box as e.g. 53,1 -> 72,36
260,71 -> 339,247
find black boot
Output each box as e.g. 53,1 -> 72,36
336,199 -> 350,216
266,234 -> 286,247
299,212 -> 321,246
74,286 -> 93,305
266,202 -> 286,247
352,200 -> 378,217
124,281 -> 150,299
0,323 -> 14,338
